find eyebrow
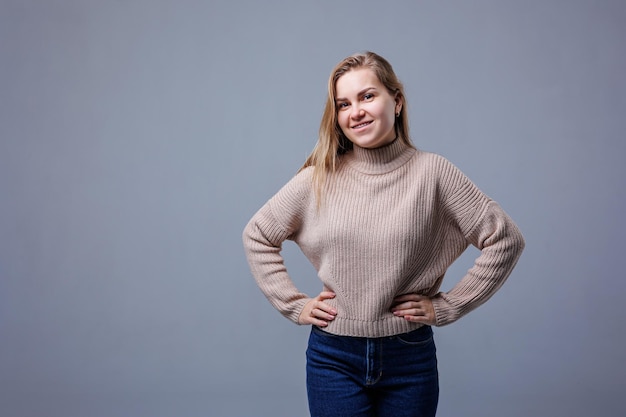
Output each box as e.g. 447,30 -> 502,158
335,87 -> 377,102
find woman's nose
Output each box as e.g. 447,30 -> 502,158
350,105 -> 364,119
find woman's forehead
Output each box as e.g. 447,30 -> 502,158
335,68 -> 382,96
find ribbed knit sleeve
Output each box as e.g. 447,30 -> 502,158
242,169 -> 314,324
431,158 -> 525,326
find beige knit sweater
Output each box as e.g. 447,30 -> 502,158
243,139 -> 525,337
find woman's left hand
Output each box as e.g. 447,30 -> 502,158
391,294 -> 436,325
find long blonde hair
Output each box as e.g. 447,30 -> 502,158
300,51 -> 414,206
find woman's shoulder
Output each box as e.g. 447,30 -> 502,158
269,166 -> 315,207
411,149 -> 458,172
410,149 -> 482,192
284,165 -> 314,192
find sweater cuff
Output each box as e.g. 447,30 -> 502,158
431,294 -> 461,327
291,297 -> 312,325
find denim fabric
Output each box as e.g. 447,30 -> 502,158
306,325 -> 439,417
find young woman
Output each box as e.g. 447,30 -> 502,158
243,51 -> 525,417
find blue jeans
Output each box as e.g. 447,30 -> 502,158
306,325 -> 439,417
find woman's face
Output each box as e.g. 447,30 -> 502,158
335,68 -> 401,149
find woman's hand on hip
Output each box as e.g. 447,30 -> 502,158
391,294 -> 436,325
298,291 -> 337,327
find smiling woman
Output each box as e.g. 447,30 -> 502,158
243,51 -> 525,417
335,68 -> 401,149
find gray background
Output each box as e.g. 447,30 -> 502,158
1,0 -> 625,416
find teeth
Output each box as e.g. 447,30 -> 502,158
354,122 -> 370,128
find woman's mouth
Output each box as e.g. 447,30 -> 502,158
352,121 -> 373,129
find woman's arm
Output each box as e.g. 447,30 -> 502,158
431,201 -> 525,326
243,203 -> 311,323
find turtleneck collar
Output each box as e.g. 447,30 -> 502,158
343,138 -> 416,175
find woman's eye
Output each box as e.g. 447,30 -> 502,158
337,102 -> 349,109
363,93 -> 374,100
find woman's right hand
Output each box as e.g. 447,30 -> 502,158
298,291 -> 337,327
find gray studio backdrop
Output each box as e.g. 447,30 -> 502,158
1,1 -> 625,416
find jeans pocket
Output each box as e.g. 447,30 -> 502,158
395,326 -> 433,346
311,325 -> 338,338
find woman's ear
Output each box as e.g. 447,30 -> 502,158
395,93 -> 403,115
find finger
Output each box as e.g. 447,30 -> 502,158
299,292 -> 338,326
301,313 -> 329,327
392,300 -> 425,312
306,308 -> 332,327
309,317 -> 330,327
316,291 -> 336,301
392,299 -> 432,315
314,292 -> 337,315
313,303 -> 337,319
393,307 -> 423,317
396,306 -> 436,325
391,301 -> 418,312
